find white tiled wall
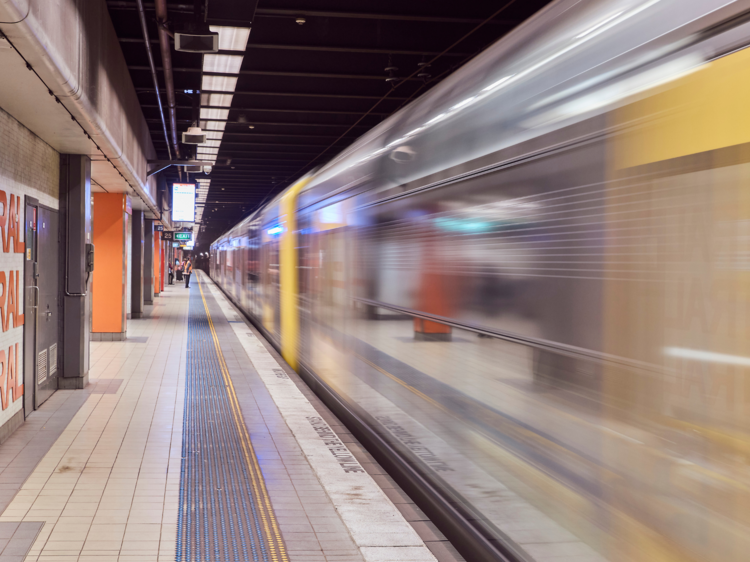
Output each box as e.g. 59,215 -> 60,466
0,105 -> 60,430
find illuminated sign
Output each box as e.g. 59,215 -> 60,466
174,232 -> 192,241
172,183 -> 196,222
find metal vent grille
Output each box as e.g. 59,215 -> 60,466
37,349 -> 47,384
49,344 -> 57,375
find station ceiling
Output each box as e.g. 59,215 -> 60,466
107,0 -> 552,249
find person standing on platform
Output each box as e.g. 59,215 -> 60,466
184,257 -> 193,288
168,261 -> 174,285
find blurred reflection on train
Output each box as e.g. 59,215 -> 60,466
211,1 -> 750,560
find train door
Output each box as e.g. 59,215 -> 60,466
23,200 -> 60,412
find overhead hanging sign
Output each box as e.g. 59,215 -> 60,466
172,183 -> 196,223
174,232 -> 192,241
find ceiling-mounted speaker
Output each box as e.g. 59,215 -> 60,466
175,31 -> 219,53
182,126 -> 207,145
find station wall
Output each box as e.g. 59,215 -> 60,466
0,105 -> 59,436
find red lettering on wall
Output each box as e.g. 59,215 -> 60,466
5,270 -> 15,331
5,194 -> 17,254
0,190 -> 7,252
13,271 -> 23,328
6,343 -> 15,404
0,349 -> 5,410
0,271 -> 6,332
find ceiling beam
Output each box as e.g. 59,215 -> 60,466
245,42 -> 472,57
254,8 -> 519,25
108,3 -> 519,25
120,37 -> 471,57
146,118 -> 374,128
129,65 -> 425,80
153,131 -> 354,139
142,104 -> 390,116
138,87 -> 411,101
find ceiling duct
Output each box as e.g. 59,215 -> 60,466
155,0 -> 181,159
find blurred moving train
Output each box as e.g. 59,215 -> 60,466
210,1 -> 750,560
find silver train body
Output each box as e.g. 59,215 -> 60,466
212,1 -> 750,560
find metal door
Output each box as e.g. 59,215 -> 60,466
23,202 -> 37,417
35,207 -> 59,407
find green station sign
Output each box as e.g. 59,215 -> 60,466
174,232 -> 192,241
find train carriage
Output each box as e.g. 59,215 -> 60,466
211,1 -> 750,560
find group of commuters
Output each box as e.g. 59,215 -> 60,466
168,257 -> 193,288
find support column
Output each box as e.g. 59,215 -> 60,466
91,193 -> 128,341
153,230 -> 161,296
59,155 -> 92,389
131,210 -> 145,318
144,219 -> 154,304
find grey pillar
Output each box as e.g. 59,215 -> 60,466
144,219 -> 154,305
131,210 -> 145,317
59,155 -> 91,389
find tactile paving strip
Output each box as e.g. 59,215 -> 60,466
176,277 -> 288,562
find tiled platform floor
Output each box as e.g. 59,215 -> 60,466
0,280 -> 463,562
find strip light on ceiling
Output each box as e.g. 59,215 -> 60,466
209,26 -> 251,51
200,107 -> 230,120
203,54 -> 244,74
200,120 -> 227,132
196,26 -> 250,227
201,93 -> 234,107
201,75 -> 238,92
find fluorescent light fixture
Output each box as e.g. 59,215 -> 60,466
200,120 -> 227,132
202,139 -> 222,148
197,147 -> 220,155
201,74 -> 238,92
664,347 -> 750,366
200,107 -> 229,120
203,54 -> 244,74
209,26 -> 251,52
199,155 -> 217,164
205,131 -> 224,140
201,93 -> 234,107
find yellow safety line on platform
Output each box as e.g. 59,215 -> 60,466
196,272 -> 289,562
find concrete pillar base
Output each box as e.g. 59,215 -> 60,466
58,374 -> 89,390
0,410 -> 24,446
91,332 -> 126,342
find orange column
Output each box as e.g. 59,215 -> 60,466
92,193 -> 127,338
160,243 -> 165,292
153,231 -> 161,295
414,226 -> 453,341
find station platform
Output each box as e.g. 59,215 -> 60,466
0,271 -> 462,562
